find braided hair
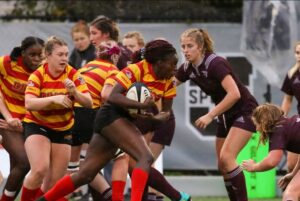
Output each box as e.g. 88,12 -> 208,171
10,36 -> 44,61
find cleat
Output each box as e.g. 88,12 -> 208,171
179,192 -> 191,201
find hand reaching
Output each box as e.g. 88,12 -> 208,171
195,113 -> 214,129
64,78 -> 76,96
241,159 -> 256,172
0,118 -> 23,133
142,97 -> 157,110
278,173 -> 294,190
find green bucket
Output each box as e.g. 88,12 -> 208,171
237,132 -> 276,198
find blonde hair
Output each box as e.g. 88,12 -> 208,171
180,28 -> 214,53
44,36 -> 67,55
123,31 -> 145,47
70,20 -> 90,39
288,41 -> 300,78
252,103 -> 284,145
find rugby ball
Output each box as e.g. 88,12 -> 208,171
126,82 -> 151,114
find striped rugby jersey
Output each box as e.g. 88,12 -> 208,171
114,59 -> 176,101
24,63 -> 89,131
76,59 -> 119,108
0,56 -> 34,120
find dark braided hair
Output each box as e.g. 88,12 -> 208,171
90,16 -> 119,42
10,36 -> 44,61
132,39 -> 176,64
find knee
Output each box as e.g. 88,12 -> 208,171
140,152 -> 154,167
219,152 -> 233,172
30,166 -> 48,181
283,189 -> 298,200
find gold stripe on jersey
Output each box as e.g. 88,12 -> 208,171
114,60 -> 176,101
0,56 -> 34,119
24,63 -> 89,131
75,59 -> 119,108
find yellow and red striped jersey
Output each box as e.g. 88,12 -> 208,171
114,59 -> 176,101
24,63 -> 89,131
0,56 -> 34,120
76,59 -> 119,108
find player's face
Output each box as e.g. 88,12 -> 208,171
294,44 -> 300,64
122,37 -> 141,53
180,36 -> 203,64
155,54 -> 178,80
47,45 -> 69,73
22,44 -> 44,71
90,25 -> 109,47
72,32 -> 91,52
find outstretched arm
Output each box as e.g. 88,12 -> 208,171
242,149 -> 283,172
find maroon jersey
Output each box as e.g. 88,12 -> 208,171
176,53 -> 258,117
269,115 -> 300,153
281,71 -> 300,114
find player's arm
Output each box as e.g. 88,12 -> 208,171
0,90 -> 12,120
25,94 -> 73,111
281,94 -> 293,115
174,77 -> 183,86
242,149 -> 283,172
208,75 -> 240,118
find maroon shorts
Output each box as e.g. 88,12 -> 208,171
216,113 -> 256,138
134,111 -> 175,146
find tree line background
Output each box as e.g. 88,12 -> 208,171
1,0 -> 243,22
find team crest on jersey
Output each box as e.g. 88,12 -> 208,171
27,80 -> 34,87
124,69 -> 133,80
78,76 -> 85,84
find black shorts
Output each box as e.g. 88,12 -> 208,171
94,104 -> 132,134
24,122 -> 72,145
72,107 -> 99,146
134,111 -> 175,146
216,112 -> 256,138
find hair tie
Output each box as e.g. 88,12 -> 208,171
140,48 -> 145,59
107,46 -> 120,55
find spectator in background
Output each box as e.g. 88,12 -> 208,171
69,20 -> 96,69
0,36 -> 45,201
280,41 -> 300,173
122,31 -> 145,53
20,36 -> 92,201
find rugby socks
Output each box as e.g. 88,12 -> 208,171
0,189 -> 16,201
131,168 -> 149,201
112,180 -> 126,201
224,166 -> 247,201
43,175 -> 75,201
102,187 -> 113,201
67,161 -> 80,172
89,185 -> 112,201
21,186 -> 40,201
147,192 -> 157,201
156,195 -> 164,201
34,188 -> 44,200
147,167 -> 181,200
